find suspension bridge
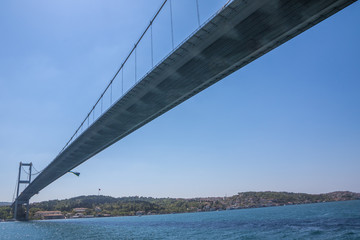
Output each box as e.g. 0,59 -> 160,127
12,0 -> 357,220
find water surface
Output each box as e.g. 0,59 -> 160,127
1,200 -> 360,239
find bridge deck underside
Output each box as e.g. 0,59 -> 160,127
16,0 -> 356,202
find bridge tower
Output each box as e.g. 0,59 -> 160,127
13,162 -> 32,221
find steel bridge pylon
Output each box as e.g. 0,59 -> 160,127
13,162 -> 32,221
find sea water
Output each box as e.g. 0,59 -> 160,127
1,200 -> 360,239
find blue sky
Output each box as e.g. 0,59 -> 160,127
0,0 -> 359,203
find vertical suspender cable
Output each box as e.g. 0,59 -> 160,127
169,0 -> 174,49
110,83 -> 113,104
135,47 -> 137,83
196,0 -> 201,27
122,68 -> 124,95
151,23 -> 154,68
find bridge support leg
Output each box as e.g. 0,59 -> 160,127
25,200 -> 30,221
13,202 -> 27,221
13,200 -> 18,221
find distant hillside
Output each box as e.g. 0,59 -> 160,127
227,191 -> 360,208
29,191 -> 360,218
0,202 -> 11,206
1,191 -> 359,220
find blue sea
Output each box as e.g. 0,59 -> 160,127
1,200 -> 360,239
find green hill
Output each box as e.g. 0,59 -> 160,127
1,191 -> 359,220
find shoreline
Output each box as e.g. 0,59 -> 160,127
3,199 -> 359,222
2,191 -> 359,221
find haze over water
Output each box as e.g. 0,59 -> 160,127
1,200 -> 359,239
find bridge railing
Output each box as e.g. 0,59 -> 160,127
59,0 -> 232,154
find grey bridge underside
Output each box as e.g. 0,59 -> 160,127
15,0 -> 356,204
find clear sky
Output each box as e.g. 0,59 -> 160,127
0,0 -> 359,203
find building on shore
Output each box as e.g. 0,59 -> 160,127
35,211 -> 65,220
73,208 -> 87,213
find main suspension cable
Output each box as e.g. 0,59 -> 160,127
12,177 -> 18,202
